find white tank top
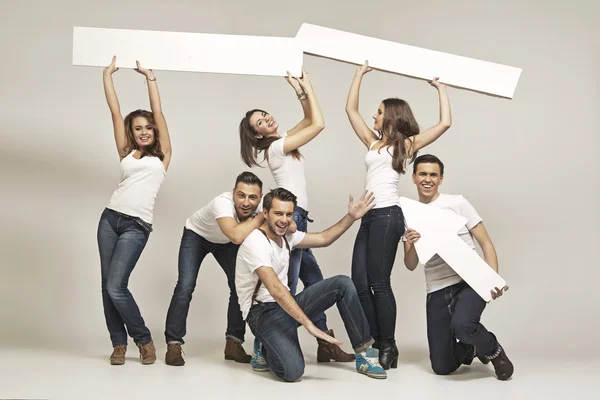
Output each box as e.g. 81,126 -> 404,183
107,150 -> 166,224
364,141 -> 400,209
267,132 -> 309,210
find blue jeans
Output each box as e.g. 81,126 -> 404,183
288,206 -> 327,332
427,281 -> 499,375
351,205 -> 405,343
97,208 -> 152,346
247,275 -> 373,382
164,228 -> 246,343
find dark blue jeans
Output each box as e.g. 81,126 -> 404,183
427,281 -> 499,375
164,228 -> 246,344
351,205 -> 405,343
288,206 -> 327,332
247,275 -> 373,382
97,208 -> 152,346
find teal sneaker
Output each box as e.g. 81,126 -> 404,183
251,338 -> 269,372
356,348 -> 387,379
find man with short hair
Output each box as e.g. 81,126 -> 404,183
164,171 -> 265,366
236,188 -> 387,381
403,154 -> 513,380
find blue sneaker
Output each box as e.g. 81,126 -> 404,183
251,338 -> 269,372
356,348 -> 387,379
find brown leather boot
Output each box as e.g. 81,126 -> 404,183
137,341 -> 157,365
224,338 -> 251,363
109,344 -> 126,365
165,343 -> 185,366
317,329 -> 355,362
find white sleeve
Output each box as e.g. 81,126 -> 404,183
213,196 -> 236,220
238,232 -> 273,273
268,137 -> 287,159
255,198 -> 263,214
459,196 -> 483,229
287,231 -> 307,250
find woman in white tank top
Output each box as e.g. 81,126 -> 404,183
238,69 -> 355,362
345,61 -> 452,370
98,57 -> 172,365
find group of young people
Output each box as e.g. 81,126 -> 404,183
98,56 -> 513,382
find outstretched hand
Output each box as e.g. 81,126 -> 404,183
289,66 -> 313,93
428,77 -> 446,89
305,324 -> 342,345
356,60 -> 373,77
348,190 -> 376,220
134,60 -> 156,80
104,56 -> 119,75
286,70 -> 303,94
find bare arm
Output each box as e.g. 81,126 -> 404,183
255,266 -> 340,344
216,214 -> 265,245
470,221 -> 508,299
345,61 -> 379,149
134,61 -> 173,170
408,79 -> 451,157
103,56 -> 127,159
281,69 -> 325,154
285,70 -> 312,136
296,191 -> 375,249
403,228 -> 421,270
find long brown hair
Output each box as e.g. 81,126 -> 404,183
239,109 -> 301,167
378,98 -> 420,174
123,109 -> 164,160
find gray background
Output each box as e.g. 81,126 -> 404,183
1,0 -> 598,359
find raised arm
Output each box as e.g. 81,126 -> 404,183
103,56 -> 127,159
217,214 -> 266,245
281,69 -> 325,154
345,61 -> 379,149
407,78 -> 452,157
296,191 -> 375,249
134,61 -> 173,170
255,266 -> 341,344
285,70 -> 312,136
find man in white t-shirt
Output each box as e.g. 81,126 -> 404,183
236,187 -> 387,382
403,154 -> 513,381
164,172 -> 266,366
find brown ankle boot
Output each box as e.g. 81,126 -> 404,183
110,344 -> 127,365
137,341 -> 156,365
224,338 -> 251,363
317,329 -> 355,362
165,343 -> 185,366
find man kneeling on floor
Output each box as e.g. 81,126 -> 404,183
235,188 -> 386,381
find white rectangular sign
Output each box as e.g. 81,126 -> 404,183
296,23 -> 522,98
72,27 -> 303,77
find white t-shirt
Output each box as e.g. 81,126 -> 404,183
421,194 -> 482,293
185,192 -> 240,244
236,229 -> 306,320
365,141 -> 400,209
107,150 -> 166,224
267,132 -> 309,210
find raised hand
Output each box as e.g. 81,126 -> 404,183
134,60 -> 156,81
286,70 -> 303,94
293,66 -> 314,94
428,77 -> 446,89
104,56 -> 119,75
405,228 -> 421,245
490,285 -> 509,300
348,190 -> 376,220
356,60 -> 373,77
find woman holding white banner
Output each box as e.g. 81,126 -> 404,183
239,68 -> 355,364
345,61 -> 451,370
98,57 -> 172,366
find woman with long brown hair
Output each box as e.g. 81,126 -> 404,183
239,69 -> 355,364
345,61 -> 451,370
98,57 -> 172,365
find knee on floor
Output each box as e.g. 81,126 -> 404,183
431,361 -> 457,376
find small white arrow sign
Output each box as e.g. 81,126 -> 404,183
399,197 -> 507,302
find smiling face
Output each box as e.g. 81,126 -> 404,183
131,116 -> 155,148
373,103 -> 385,131
249,110 -> 279,139
233,182 -> 262,221
413,162 -> 444,203
264,198 -> 295,237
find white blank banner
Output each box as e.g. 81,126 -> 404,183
72,27 -> 303,77
296,23 -> 522,98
